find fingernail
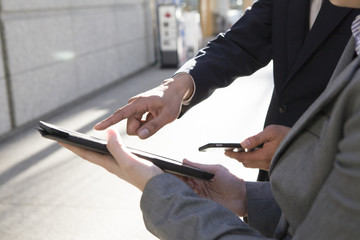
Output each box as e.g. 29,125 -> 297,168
138,128 -> 150,139
241,139 -> 250,148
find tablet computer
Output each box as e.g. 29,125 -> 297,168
37,121 -> 214,181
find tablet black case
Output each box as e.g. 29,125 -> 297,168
38,121 -> 214,181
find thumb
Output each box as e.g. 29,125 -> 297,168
106,128 -> 129,159
106,127 -> 122,145
137,113 -> 168,139
183,159 -> 217,172
241,130 -> 268,150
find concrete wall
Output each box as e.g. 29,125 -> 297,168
0,0 -> 156,138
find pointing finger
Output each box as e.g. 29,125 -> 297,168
95,101 -> 147,130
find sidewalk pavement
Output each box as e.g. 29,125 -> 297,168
0,63 -> 273,240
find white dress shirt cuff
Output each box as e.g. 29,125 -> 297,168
172,72 -> 196,105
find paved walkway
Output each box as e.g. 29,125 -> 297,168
0,63 -> 273,240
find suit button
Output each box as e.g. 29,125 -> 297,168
279,104 -> 287,113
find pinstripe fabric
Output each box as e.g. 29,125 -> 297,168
352,15 -> 360,55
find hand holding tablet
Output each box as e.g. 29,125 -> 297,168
38,121 -> 214,181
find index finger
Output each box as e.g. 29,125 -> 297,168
94,101 -> 147,130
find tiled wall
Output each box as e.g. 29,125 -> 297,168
0,0 -> 156,137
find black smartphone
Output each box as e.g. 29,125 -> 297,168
198,143 -> 263,152
37,121 -> 214,181
198,143 -> 244,152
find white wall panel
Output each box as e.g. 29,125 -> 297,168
0,0 -> 155,137
0,78 -> 11,135
75,47 -> 123,96
71,8 -> 118,56
4,12 -> 74,74
11,62 -> 77,126
70,0 -> 115,8
2,0 -> 70,11
115,5 -> 146,44
0,32 -> 11,136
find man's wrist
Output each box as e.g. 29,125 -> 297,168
136,166 -> 164,192
170,73 -> 195,105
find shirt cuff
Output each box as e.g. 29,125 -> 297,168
172,72 -> 196,105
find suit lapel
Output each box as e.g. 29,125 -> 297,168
328,38 -> 357,84
282,1 -> 352,91
285,0 -> 309,70
270,39 -> 359,171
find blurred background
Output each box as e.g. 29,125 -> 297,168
0,0 -> 275,239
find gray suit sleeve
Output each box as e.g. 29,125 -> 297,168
246,182 -> 282,237
140,173 -> 272,240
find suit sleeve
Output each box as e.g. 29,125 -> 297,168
176,0 -> 273,114
246,182 -> 282,237
291,72 -> 360,239
141,173 -> 279,240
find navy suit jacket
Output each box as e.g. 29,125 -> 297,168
177,0 -> 360,127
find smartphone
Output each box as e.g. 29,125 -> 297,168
198,143 -> 244,152
38,121 -> 214,181
199,143 -> 263,152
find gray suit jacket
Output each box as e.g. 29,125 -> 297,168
140,38 -> 360,239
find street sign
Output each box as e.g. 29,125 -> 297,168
158,4 -> 179,67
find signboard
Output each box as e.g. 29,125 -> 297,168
158,5 -> 177,51
158,4 -> 179,67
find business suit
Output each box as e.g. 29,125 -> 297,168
178,0 -> 359,128
140,38 -> 360,239
177,0 -> 360,181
